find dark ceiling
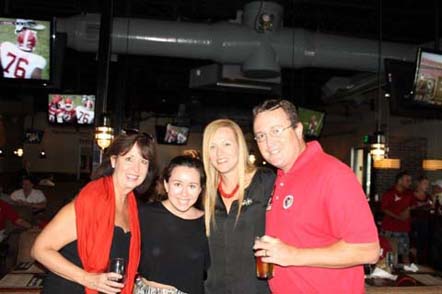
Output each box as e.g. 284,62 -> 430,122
1,0 -> 441,121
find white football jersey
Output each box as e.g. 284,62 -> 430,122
75,106 -> 95,125
0,41 -> 46,79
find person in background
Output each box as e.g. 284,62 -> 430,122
10,177 -> 47,211
410,176 -> 432,264
0,199 -> 32,242
0,199 -> 32,275
381,171 -> 414,264
252,99 -> 379,294
31,131 -> 157,294
202,119 -> 275,294
432,180 -> 442,215
430,180 -> 442,270
0,186 -> 13,204
136,156 -> 209,294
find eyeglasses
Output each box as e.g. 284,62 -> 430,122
121,129 -> 155,141
254,124 -> 293,143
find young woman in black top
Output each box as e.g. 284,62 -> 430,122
202,119 -> 275,294
136,156 -> 210,294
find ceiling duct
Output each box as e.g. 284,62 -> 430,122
189,64 -> 281,93
56,1 -> 418,92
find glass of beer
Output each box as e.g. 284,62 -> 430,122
108,257 -> 127,284
256,256 -> 274,279
255,237 -> 274,279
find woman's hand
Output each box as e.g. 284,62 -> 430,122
83,272 -> 124,294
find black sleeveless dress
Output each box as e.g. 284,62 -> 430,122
42,226 -> 130,294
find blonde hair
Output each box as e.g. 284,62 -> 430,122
202,119 -> 256,236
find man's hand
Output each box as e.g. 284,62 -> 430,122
253,235 -> 297,267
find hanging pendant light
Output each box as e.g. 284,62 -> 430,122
370,132 -> 386,161
94,114 -> 114,150
373,158 -> 401,169
422,159 -> 442,171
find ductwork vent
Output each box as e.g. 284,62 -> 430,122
190,64 -> 280,93
85,23 -> 100,41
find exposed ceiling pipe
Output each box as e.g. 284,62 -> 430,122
56,1 -> 417,76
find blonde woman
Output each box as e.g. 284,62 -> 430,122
202,119 -> 275,294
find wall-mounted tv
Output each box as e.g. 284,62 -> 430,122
298,107 -> 325,138
48,94 -> 95,125
155,123 -> 190,145
385,58 -> 442,119
0,17 -> 53,85
413,48 -> 442,107
24,128 -> 44,143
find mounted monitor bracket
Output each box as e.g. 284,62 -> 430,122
189,64 -> 281,94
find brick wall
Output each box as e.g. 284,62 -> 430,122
373,136 -> 427,196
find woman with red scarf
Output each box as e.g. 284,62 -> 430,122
32,131 -> 157,294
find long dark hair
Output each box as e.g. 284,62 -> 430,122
154,155 -> 206,209
91,132 -> 158,194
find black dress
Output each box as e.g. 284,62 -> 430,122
42,226 -> 130,294
205,168 -> 275,294
138,202 -> 210,294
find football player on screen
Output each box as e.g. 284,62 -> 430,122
62,98 -> 77,123
0,29 -> 47,79
48,95 -> 64,123
75,97 -> 95,125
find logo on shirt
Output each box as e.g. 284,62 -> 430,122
394,194 -> 401,202
283,195 -> 294,209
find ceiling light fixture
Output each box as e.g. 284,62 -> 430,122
14,148 -> 24,157
95,114 -> 114,150
373,158 -> 401,169
370,132 -> 386,161
40,150 -> 47,159
422,159 -> 442,171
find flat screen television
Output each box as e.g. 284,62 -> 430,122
48,94 -> 96,125
413,48 -> 442,107
24,128 -> 44,143
385,58 -> 442,119
0,17 -> 54,86
298,107 -> 325,138
155,123 -> 190,145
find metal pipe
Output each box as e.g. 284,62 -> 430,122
56,3 -> 417,74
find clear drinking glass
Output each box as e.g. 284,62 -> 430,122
108,258 -> 127,284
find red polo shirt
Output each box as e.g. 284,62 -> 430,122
381,187 -> 413,232
0,199 -> 19,230
266,141 -> 378,294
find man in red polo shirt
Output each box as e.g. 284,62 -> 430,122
0,199 -> 31,242
381,171 -> 414,264
252,99 -> 379,293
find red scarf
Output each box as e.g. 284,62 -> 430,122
75,176 -> 141,294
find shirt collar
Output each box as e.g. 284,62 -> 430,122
277,140 -> 322,177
